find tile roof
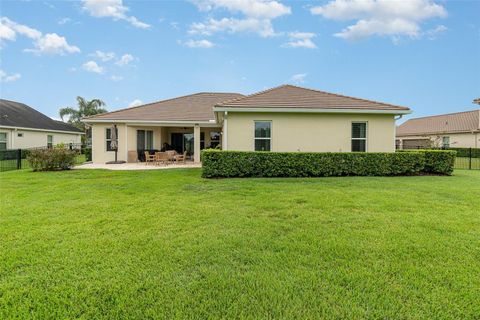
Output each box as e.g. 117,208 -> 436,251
0,99 -> 82,133
217,84 -> 410,111
85,92 -> 244,122
396,109 -> 480,136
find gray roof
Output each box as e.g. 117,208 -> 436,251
0,99 -> 82,133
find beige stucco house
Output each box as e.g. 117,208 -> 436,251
396,109 -> 480,149
83,85 -> 411,164
0,99 -> 82,150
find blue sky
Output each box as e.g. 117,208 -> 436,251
1,0 -> 479,122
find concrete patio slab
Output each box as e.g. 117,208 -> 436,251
75,162 -> 201,171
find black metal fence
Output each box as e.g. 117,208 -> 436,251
397,145 -> 480,170
0,143 -> 91,172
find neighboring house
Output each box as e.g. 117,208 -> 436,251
396,109 -> 480,149
83,85 -> 411,164
0,99 -> 83,150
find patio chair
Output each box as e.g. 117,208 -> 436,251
155,152 -> 169,166
174,151 -> 187,164
165,150 -> 176,164
144,151 -> 155,165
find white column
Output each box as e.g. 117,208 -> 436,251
194,124 -> 201,163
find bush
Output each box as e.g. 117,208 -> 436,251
27,147 -> 77,171
201,150 -> 437,178
423,150 -> 456,175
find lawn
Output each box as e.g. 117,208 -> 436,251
1,169 -> 479,319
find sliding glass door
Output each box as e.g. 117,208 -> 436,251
137,130 -> 153,150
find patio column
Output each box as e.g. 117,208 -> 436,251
194,124 -> 201,163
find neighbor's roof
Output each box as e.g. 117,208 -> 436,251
85,92 -> 244,122
396,109 -> 480,136
0,99 -> 82,133
216,84 -> 411,112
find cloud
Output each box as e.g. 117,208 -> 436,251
128,99 -> 143,107
424,24 -> 447,40
82,0 -> 150,29
82,60 -> 104,73
110,75 -> 123,81
1,17 -> 80,54
26,33 -> 80,55
0,69 -> 21,82
90,50 -> 116,61
189,0 -> 290,37
115,53 -> 134,66
291,73 -> 306,84
58,18 -> 72,25
283,32 -> 317,48
183,39 -> 215,48
310,0 -> 447,41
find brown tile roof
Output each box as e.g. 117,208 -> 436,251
396,109 -> 480,136
217,84 -> 410,111
85,92 -> 244,122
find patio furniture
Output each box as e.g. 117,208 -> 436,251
155,152 -> 169,165
144,151 -> 155,165
127,150 -> 138,163
174,151 -> 187,164
165,150 -> 176,163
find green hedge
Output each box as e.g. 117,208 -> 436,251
201,150 -> 457,178
448,147 -> 480,158
27,148 -> 77,171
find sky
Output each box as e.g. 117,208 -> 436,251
0,0 -> 479,122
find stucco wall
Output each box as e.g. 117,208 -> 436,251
0,127 -> 81,149
226,112 -> 396,152
397,132 -> 479,148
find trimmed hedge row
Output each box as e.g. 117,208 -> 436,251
202,150 -> 456,178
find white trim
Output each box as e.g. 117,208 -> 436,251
213,107 -> 411,115
223,111 -> 228,150
82,119 -> 219,127
254,120 -> 272,151
0,125 -> 83,135
125,124 -> 128,161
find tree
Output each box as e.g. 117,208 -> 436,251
59,97 -> 107,145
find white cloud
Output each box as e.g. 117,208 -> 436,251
283,32 -> 317,48
115,53 -> 134,66
311,0 -> 447,41
1,17 -> 80,54
183,39 -> 215,48
189,0 -> 290,37
90,50 -> 116,61
58,18 -> 72,25
424,24 -> 447,40
0,69 -> 21,82
82,60 -> 104,74
26,33 -> 80,55
291,73 -> 306,84
128,99 -> 143,107
110,75 -> 123,81
82,0 -> 150,29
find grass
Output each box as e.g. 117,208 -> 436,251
1,169 -> 479,319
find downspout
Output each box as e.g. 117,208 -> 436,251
223,111 -> 228,150
125,124 -> 128,162
394,115 -> 403,151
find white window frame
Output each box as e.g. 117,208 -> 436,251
105,128 -> 117,152
47,135 -> 54,148
442,136 -> 450,148
351,122 -> 368,152
254,120 -> 272,151
137,130 -> 154,149
0,132 -> 7,150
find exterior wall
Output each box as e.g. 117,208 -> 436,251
0,127 -> 81,150
90,123 -> 222,163
397,132 -> 480,148
226,112 -> 396,152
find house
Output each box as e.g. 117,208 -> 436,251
396,109 -> 480,149
83,85 -> 411,164
0,99 -> 83,150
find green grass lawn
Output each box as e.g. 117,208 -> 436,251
1,169 -> 479,319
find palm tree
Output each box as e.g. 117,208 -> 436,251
59,97 -> 108,145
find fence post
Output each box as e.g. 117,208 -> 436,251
469,148 -> 472,170
17,149 -> 22,169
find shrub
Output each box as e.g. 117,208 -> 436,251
202,150 -> 432,178
423,150 -> 456,175
27,147 -> 77,171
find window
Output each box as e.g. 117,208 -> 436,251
136,130 -> 153,150
106,128 -> 118,151
351,122 -> 367,152
442,136 -> 450,148
254,121 -> 271,151
47,135 -> 53,148
0,132 -> 7,150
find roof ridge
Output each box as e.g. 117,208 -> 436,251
217,84 -> 290,106
84,92 -> 242,120
284,84 -> 409,110
404,109 -> 480,121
